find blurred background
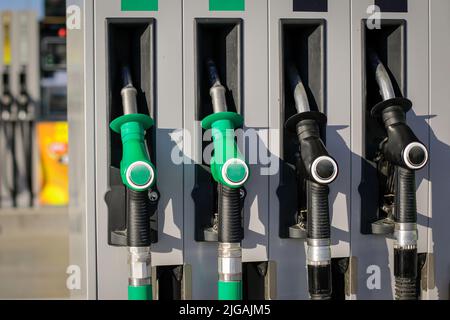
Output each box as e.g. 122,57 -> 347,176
0,0 -> 68,299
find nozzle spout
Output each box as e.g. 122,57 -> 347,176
206,59 -> 227,113
121,66 -> 138,115
206,59 -> 222,87
287,62 -> 311,114
368,49 -> 396,101
122,66 -> 133,88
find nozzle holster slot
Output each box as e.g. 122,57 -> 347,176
278,20 -> 326,239
105,20 -> 158,246
193,19 -> 243,242
360,20 -> 406,234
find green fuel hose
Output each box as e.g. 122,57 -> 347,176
128,284 -> 153,300
218,281 -> 242,300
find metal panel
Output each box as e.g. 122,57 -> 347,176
268,0 -> 352,300
427,0 -> 450,300
183,0 -> 269,299
66,0 -> 450,301
93,0 -> 183,299
67,0 -> 98,299
350,0 -> 430,299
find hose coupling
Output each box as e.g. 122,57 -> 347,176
128,247 -> 152,287
307,238 -> 331,266
218,242 -> 242,282
394,223 -> 418,249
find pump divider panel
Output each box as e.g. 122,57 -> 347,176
107,19 -> 155,168
359,20 -> 405,234
278,20 -> 326,238
105,19 -> 157,245
192,19 -> 242,242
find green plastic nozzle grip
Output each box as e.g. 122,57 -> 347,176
110,114 -> 156,191
201,112 -> 249,189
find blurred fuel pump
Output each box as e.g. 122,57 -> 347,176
0,11 -> 15,208
14,13 -> 35,207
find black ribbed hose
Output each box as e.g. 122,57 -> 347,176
307,181 -> 331,239
395,167 -> 417,224
394,248 -> 418,300
307,181 -> 332,300
394,166 -> 419,300
218,184 -> 243,243
308,265 -> 332,300
127,190 -> 151,247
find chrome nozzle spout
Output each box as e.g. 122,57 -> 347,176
206,59 -> 227,113
286,62 -> 311,114
367,49 -> 396,101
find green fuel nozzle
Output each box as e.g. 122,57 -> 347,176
110,67 -> 156,192
203,60 -> 246,300
110,67 -> 155,300
201,60 -> 249,189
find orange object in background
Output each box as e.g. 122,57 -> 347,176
37,122 -> 69,206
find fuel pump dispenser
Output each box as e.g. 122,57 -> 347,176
109,67 -> 157,300
285,62 -> 338,300
202,60 -> 249,300
14,12 -> 35,207
0,11 -> 15,208
14,65 -> 34,207
367,51 -> 428,300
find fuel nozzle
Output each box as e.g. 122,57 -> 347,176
16,66 -> 31,121
368,50 -> 427,300
110,67 -> 156,192
1,69 -> 13,121
285,62 -> 338,300
285,62 -> 338,185
201,59 -> 249,189
369,50 -> 428,171
202,59 -> 247,300
109,67 -> 156,300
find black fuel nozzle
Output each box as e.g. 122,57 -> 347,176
0,69 -> 14,120
368,50 -> 427,300
16,67 -> 31,121
285,62 -> 338,300
285,62 -> 338,185
369,50 -> 428,171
